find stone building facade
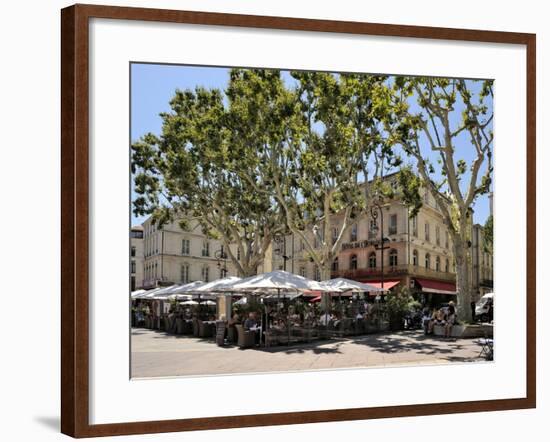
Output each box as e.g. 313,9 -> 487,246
271,176 -> 477,305
471,223 -> 494,300
139,217 -> 237,289
130,225 -> 144,291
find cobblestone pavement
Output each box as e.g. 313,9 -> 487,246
131,328 -> 488,378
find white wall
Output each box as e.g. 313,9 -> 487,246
0,1 -> 546,441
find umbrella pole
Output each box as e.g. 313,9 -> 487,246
287,290 -> 292,346
259,293 -> 263,347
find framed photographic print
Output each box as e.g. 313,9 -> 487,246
61,3 -> 536,438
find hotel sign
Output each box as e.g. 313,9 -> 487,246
341,239 -> 379,250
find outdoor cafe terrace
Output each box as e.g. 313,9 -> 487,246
131,271 -> 493,350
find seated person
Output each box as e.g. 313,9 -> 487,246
444,303 -> 457,338
228,313 -> 241,326
428,308 -> 442,334
319,312 -> 332,326
243,312 -> 258,330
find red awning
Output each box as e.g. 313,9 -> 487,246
309,296 -> 322,302
361,280 -> 401,291
302,290 -> 321,297
416,278 -> 456,295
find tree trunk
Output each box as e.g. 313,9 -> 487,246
453,240 -> 472,322
320,265 -> 332,281
239,264 -> 258,278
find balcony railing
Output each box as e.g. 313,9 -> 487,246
332,264 -> 456,282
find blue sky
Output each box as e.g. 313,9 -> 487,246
130,63 -> 492,226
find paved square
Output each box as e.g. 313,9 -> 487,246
131,328 -> 489,378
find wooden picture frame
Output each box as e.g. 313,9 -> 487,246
61,3 -> 536,438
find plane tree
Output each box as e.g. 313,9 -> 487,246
392,77 -> 493,321
132,83 -> 284,277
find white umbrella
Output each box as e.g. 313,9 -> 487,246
320,278 -> 384,293
226,270 -> 329,293
226,271 -> 329,346
130,289 -> 146,298
234,296 -> 248,305
165,281 -> 205,300
149,284 -> 180,299
191,276 -> 242,293
132,287 -> 164,300
179,300 -> 199,305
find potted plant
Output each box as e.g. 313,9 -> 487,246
386,287 -> 420,331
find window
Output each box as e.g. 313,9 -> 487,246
131,276 -> 136,291
425,253 -> 431,269
412,249 -> 418,266
389,249 -> 398,267
181,239 -> 190,255
368,252 -> 377,269
131,246 -> 136,257
131,260 -> 136,274
412,216 -> 418,237
445,258 -> 450,273
445,232 -> 449,249
436,226 -> 441,246
389,214 -> 397,235
332,227 -> 339,243
201,266 -> 210,282
435,256 -> 441,271
237,248 -> 241,260
202,240 -> 210,257
350,224 -> 358,242
154,261 -> 158,278
314,266 -> 321,281
425,223 -> 430,242
331,257 -> 339,272
181,263 -> 190,283
130,230 -> 143,239
299,266 -> 306,278
350,254 -> 358,270
300,240 -> 305,251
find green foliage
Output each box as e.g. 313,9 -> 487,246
386,287 -> 420,323
391,76 -> 493,322
132,70 -> 294,276
397,166 -> 423,217
133,68 -> 409,279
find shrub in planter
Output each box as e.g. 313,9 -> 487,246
386,287 -> 420,331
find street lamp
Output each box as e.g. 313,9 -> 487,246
215,246 -> 228,278
274,234 -> 291,271
370,200 -> 390,290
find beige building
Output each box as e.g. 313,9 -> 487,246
130,225 -> 144,291
133,177 -> 492,301
140,217 -> 237,289
272,176 -> 458,305
471,223 -> 494,301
